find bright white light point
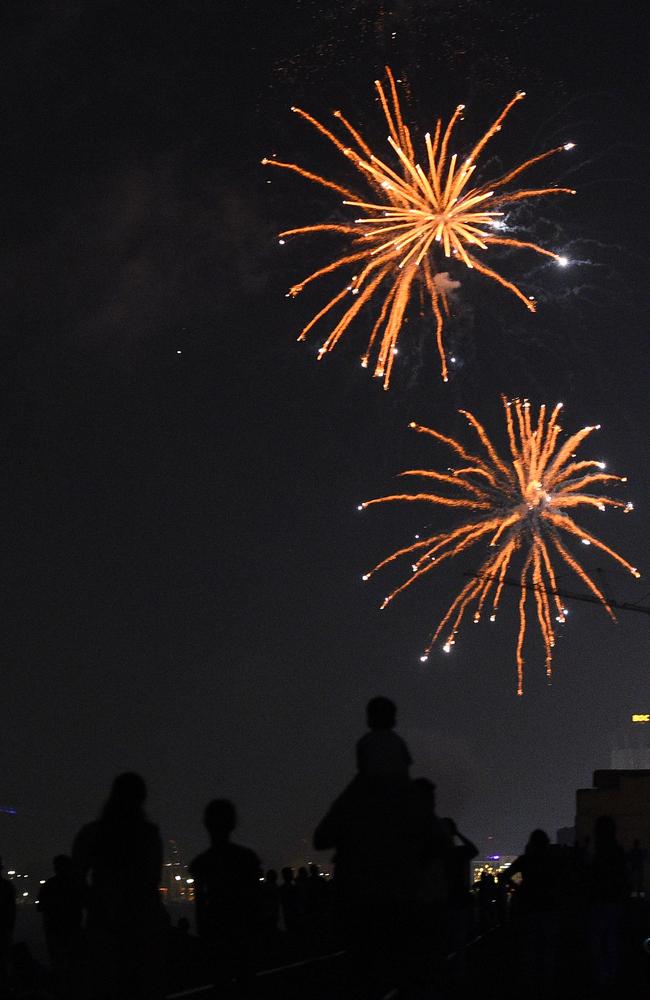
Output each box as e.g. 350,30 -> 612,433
443,643 -> 451,653
392,348 -> 398,355
357,505 -> 364,511
581,539 -> 591,545
420,655 -> 428,663
174,875 -> 181,881
186,878 -> 194,884
414,534 -> 420,539
489,614 -> 496,622
597,461 -> 606,469
557,256 -> 568,267
450,356 -> 456,363
278,239 -> 285,245
362,574 -> 370,581
563,142 -> 575,150
176,350 -> 182,354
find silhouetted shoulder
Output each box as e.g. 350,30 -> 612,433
356,730 -> 412,775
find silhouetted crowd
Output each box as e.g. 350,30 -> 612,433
0,697 -> 648,999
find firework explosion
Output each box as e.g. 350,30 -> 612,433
359,398 -> 638,694
264,68 -> 575,388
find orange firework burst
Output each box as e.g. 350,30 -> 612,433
264,68 -> 575,389
360,398 -> 639,694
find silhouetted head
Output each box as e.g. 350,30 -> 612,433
525,829 -> 550,854
53,855 -> 73,877
265,869 -> 278,885
297,866 -> 308,881
366,696 -> 397,731
308,863 -> 320,878
204,799 -> 236,842
281,866 -> 294,884
102,772 -> 147,822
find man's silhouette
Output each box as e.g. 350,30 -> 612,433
189,799 -> 261,987
37,854 -> 83,989
356,696 -> 412,781
72,772 -> 165,999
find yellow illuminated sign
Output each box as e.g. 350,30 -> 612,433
632,714 -> 650,723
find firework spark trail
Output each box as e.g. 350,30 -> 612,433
359,398 -> 639,694
264,68 -> 575,388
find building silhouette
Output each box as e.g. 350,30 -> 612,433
576,769 -> 650,891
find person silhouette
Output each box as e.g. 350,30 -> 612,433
356,696 -> 412,782
37,854 -> 83,990
440,818 -> 478,980
501,828 -> 561,992
72,772 -> 165,999
0,857 -> 16,989
588,814 -> 629,988
189,799 -> 262,988
314,773 -> 442,997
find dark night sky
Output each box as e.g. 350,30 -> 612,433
1,0 -> 649,873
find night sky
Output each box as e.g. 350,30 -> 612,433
2,1 -> 649,874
